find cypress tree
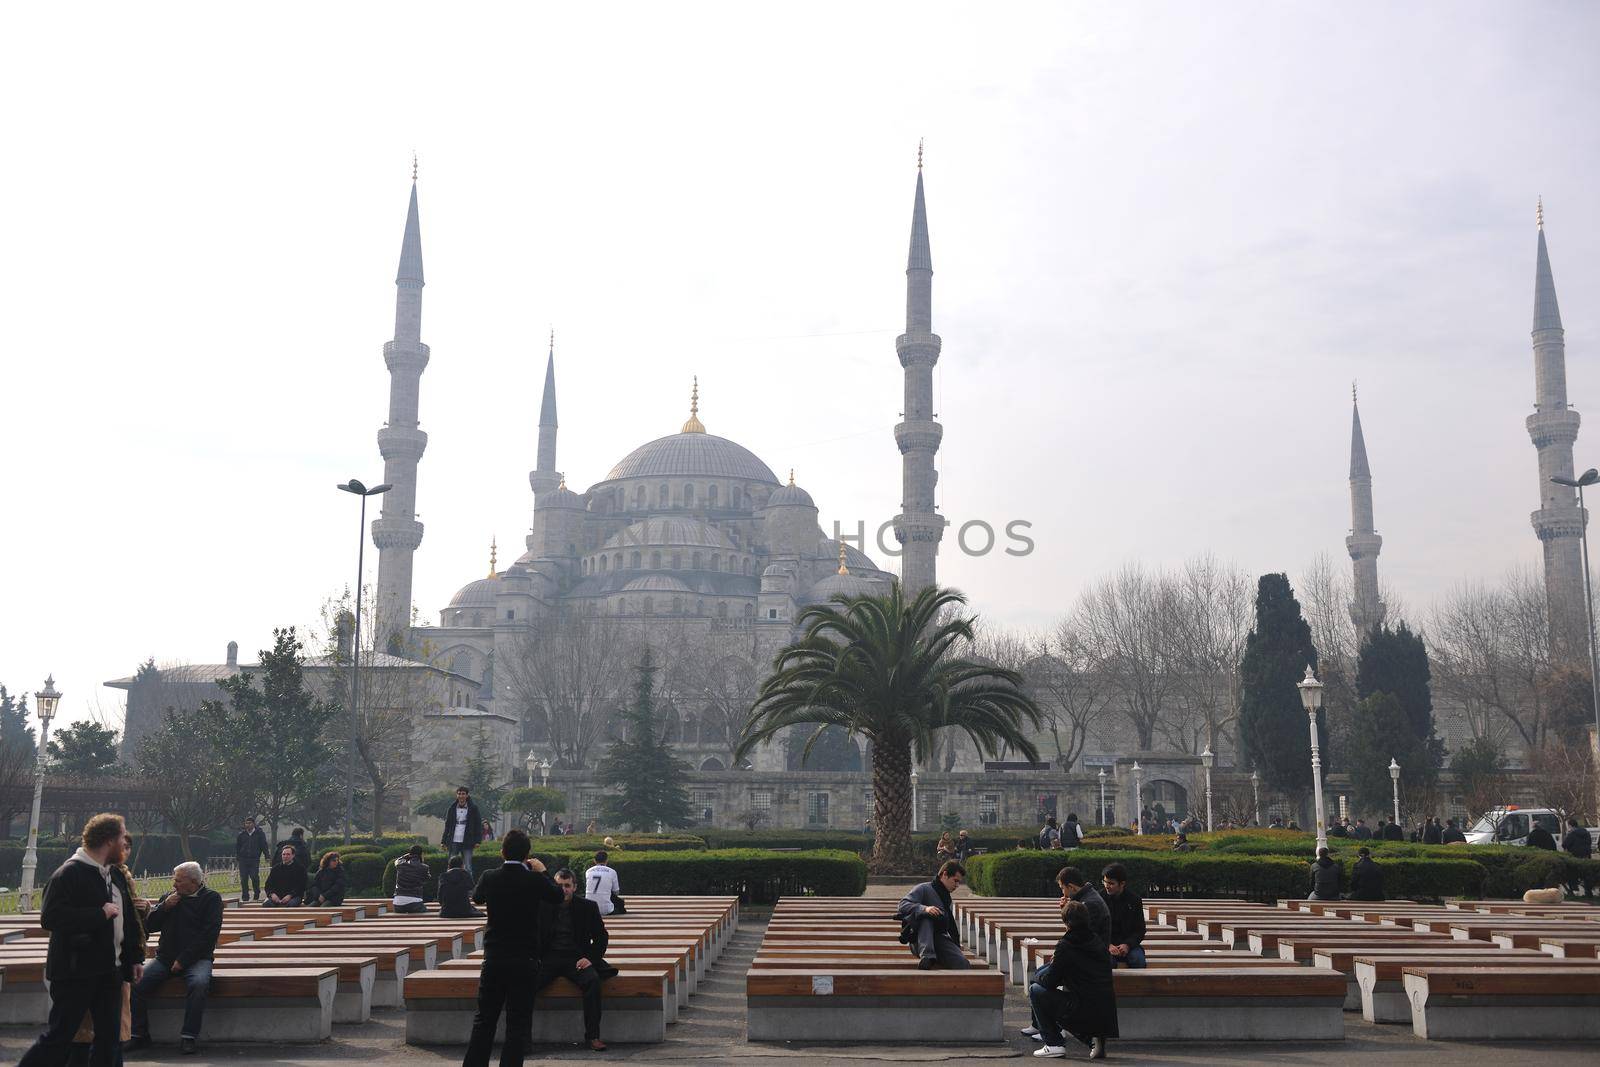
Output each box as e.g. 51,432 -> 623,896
1354,622 -> 1444,786
597,650 -> 694,830
1238,574 -> 1322,794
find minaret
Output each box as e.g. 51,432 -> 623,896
530,330 -> 560,496
891,142 -> 945,595
1527,198 -> 1588,662
1346,385 -> 1385,638
371,165 -> 429,653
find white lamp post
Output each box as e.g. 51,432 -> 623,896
910,769 -> 920,833
1097,767 -> 1107,827
538,758 -> 551,787
1131,762 -> 1144,835
1250,770 -> 1260,828
526,750 -> 538,788
1388,758 -> 1402,828
1200,745 -> 1215,831
19,675 -> 60,913
1297,665 -> 1328,852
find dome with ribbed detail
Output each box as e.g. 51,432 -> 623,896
600,517 -> 737,551
623,575 -> 693,594
767,471 -> 815,508
807,570 -> 884,603
447,576 -> 500,609
604,433 -> 779,484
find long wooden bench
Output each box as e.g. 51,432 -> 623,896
1402,966 -> 1600,1040
1351,951 -> 1600,1024
1110,967 -> 1347,1040
184,955 -> 375,1023
405,967 -> 673,1044
139,967 -> 338,1042
209,943 -> 415,1007
746,968 -> 1005,1042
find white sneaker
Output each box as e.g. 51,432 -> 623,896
1033,1046 -> 1067,1058
1020,1026 -> 1041,1039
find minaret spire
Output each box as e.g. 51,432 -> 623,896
1526,200 -> 1587,661
372,172 -> 431,653
531,330 -> 560,494
1346,386 -> 1385,638
892,144 -> 945,594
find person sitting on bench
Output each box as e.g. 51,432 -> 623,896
534,868 -> 618,1052
1348,847 -> 1384,901
128,861 -> 224,1055
263,845 -> 308,907
305,852 -> 346,907
896,860 -> 970,969
437,853 -> 481,918
1027,899 -> 1117,1060
392,846 -> 430,914
1100,863 -> 1146,969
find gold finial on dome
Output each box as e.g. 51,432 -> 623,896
558,474 -> 568,491
788,468 -> 796,486
682,376 -> 706,433
1537,195 -> 1544,231
837,542 -> 849,576
487,537 -> 498,579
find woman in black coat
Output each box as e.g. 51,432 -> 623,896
305,852 -> 347,907
264,845 -> 309,907
1027,899 -> 1118,1058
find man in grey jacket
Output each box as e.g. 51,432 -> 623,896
896,861 -> 970,969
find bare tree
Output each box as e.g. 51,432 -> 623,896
1159,555 -> 1252,757
1077,563 -> 1183,751
1429,568 -> 1552,756
1025,620 -> 1112,771
659,630 -> 761,766
503,616 -> 638,770
1529,738 -> 1596,825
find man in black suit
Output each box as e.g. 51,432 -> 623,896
442,786 -> 486,875
462,831 -> 562,1067
128,862 -> 225,1053
535,869 -> 617,1052
18,813 -> 144,1067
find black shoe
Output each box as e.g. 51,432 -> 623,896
124,1036 -> 151,1052
918,956 -> 937,970
180,1038 -> 198,1055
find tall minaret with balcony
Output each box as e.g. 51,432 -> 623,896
1527,200 -> 1588,662
372,169 -> 429,652
892,144 -> 945,595
1346,386 -> 1385,639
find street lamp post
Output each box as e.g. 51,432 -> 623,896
1097,768 -> 1107,827
1550,468 -> 1600,747
1298,666 -> 1329,852
526,751 -> 537,788
1131,762 -> 1144,835
19,676 -> 61,913
337,479 -> 391,846
1250,770 -> 1260,828
910,769 -> 919,833
1200,745 -> 1215,832
1389,758 -> 1402,828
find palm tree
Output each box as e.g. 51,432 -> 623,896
735,584 -> 1043,873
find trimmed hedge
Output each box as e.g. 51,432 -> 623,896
603,849 -> 866,903
534,834 -> 706,853
1,836 -> 213,883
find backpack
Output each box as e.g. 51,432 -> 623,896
1039,825 -> 1060,849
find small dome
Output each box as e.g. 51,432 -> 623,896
819,538 -> 879,574
448,576 -> 501,609
623,575 -> 693,593
767,474 -> 815,508
600,517 -> 737,552
546,478 -> 585,509
807,571 -> 883,603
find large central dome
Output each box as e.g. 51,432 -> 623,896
603,432 -> 780,484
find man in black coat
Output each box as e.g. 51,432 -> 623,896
1099,863 -> 1146,968
1381,819 -> 1405,842
18,813 -> 143,1067
1562,818 -> 1593,858
896,861 -> 970,969
1348,847 -> 1385,901
1526,821 -> 1558,850
1055,866 -> 1111,945
1422,817 -> 1443,845
1440,818 -> 1467,845
463,830 -> 563,1067
1351,819 -> 1372,841
234,817 -> 269,902
128,862 -> 225,1052
442,786 -> 486,875
534,869 -> 618,1051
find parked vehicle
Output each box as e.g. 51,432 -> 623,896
1464,806 -> 1598,850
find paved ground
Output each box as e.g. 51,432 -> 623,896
4,911 -> 1598,1065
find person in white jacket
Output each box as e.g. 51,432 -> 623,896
585,850 -> 620,916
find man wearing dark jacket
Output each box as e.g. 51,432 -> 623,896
1348,847 -> 1384,901
442,787 -> 486,875
1056,866 -> 1111,945
1099,863 -> 1146,968
1562,818 -> 1593,858
1381,819 -> 1405,842
1351,819 -> 1372,841
18,813 -> 143,1067
463,830 -> 563,1067
1422,817 -> 1443,845
1440,818 -> 1467,845
437,854 -> 480,918
1309,847 -> 1342,900
1526,821 -> 1558,850
896,861 -> 970,969
534,869 -> 618,1051
234,817 -> 269,902
129,862 -> 224,1053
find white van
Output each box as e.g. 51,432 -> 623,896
1463,807 -> 1564,847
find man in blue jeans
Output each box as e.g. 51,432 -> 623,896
128,862 -> 223,1054
1100,862 -> 1147,969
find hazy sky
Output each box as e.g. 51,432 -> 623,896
4,2 -> 1598,729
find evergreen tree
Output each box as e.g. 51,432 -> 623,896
1238,574 -> 1323,794
1344,692 -> 1437,816
462,725 -> 506,822
597,651 -> 694,831
0,686 -> 38,830
0,686 -> 36,755
45,721 -> 122,777
208,627 -> 338,842
138,705 -> 249,860
1353,622 -> 1444,798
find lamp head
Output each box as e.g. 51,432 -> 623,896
34,676 -> 61,723
1201,745 -> 1214,769
1097,767 -> 1106,780
525,751 -> 537,770
1582,468 -> 1600,487
1250,770 -> 1259,784
1297,665 -> 1324,711
1388,758 -> 1401,780
370,483 -> 394,495
338,479 -> 367,495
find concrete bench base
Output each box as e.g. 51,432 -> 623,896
1403,979 -> 1600,1040
1115,998 -> 1344,1041
0,987 -> 48,1025
144,993 -> 334,1042
404,996 -> 665,1045
747,995 -> 1003,1042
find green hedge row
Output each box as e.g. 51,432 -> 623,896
0,836 -> 212,883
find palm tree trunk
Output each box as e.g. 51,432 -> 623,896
870,738 -> 915,873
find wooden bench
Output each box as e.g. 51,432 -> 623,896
140,967 -> 338,1042
1538,936 -> 1600,958
1402,966 -> 1600,1040
1350,951 -> 1600,1023
210,943 -> 415,1008
187,955 -> 375,1023
0,957 -> 45,1023
1110,967 -> 1347,1040
745,968 -> 1005,1042
404,967 -> 672,1045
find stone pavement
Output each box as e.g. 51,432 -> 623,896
3,912 -> 1598,1064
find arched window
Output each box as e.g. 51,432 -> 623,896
634,485 -> 645,509
630,551 -> 641,569
743,602 -> 754,617
717,602 -> 728,619
651,550 -> 662,569
692,551 -> 702,570
471,612 -> 483,627
614,553 -> 623,571
743,557 -> 752,575
707,484 -> 718,507
671,552 -> 682,569
599,555 -> 608,572
695,599 -> 704,615
451,651 -> 470,675
644,597 -> 655,615
658,483 -> 669,507
684,484 -> 695,507
731,485 -> 742,508
710,553 -> 720,571
700,756 -> 724,772
671,596 -> 682,614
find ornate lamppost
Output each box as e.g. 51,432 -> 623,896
526,750 -> 538,788
1097,767 -> 1107,827
910,769 -> 919,833
1131,761 -> 1144,835
1250,770 -> 1260,828
1389,758 -> 1402,828
1200,745 -> 1215,831
19,675 -> 61,913
1297,666 -> 1328,852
